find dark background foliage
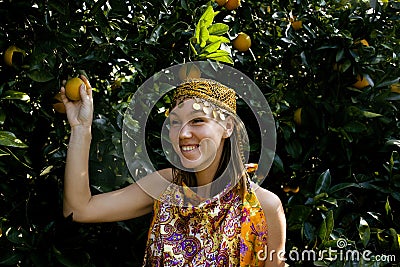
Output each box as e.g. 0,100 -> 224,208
0,0 -> 399,266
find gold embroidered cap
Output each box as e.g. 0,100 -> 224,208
172,78 -> 236,114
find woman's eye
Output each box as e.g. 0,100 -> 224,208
170,119 -> 181,126
191,118 -> 205,124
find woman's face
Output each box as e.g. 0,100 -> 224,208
168,99 -> 233,171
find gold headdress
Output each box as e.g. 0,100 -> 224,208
171,78 -> 236,118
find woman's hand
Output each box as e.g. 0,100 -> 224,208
60,75 -> 93,128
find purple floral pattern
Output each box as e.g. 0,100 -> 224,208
143,180 -> 268,266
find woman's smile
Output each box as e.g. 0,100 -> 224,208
180,144 -> 200,153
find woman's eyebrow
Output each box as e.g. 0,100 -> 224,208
169,109 -> 204,117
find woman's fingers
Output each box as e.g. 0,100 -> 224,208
79,75 -> 93,100
60,87 -> 70,105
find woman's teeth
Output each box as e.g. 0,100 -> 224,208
181,145 -> 198,152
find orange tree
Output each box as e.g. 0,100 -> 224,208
0,0 -> 399,266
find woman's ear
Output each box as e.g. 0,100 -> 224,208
223,116 -> 234,138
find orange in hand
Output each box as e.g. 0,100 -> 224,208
65,77 -> 85,101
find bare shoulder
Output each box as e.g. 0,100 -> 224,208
157,168 -> 173,181
252,183 -> 284,214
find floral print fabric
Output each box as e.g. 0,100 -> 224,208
143,180 -> 268,266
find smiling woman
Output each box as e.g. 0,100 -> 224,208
144,78 -> 285,266
61,65 -> 285,267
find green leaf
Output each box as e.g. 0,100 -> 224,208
343,121 -> 367,133
385,197 -> 391,216
200,50 -> 233,64
6,227 -> 25,244
207,23 -> 229,35
0,253 -> 23,265
27,69 -> 55,82
303,222 -> 316,242
201,41 -> 221,54
325,210 -> 334,241
199,25 -> 210,48
358,217 -> 370,247
315,169 -> 331,194
318,219 -> 327,241
1,90 -> 30,101
336,48 -> 344,62
199,5 -> 214,28
0,108 -> 6,124
329,182 -> 359,194
208,35 -> 230,44
362,111 -> 383,118
0,148 -> 10,156
0,131 -> 28,148
389,228 -> 399,250
287,205 -> 312,230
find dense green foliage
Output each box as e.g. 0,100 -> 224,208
0,0 -> 399,266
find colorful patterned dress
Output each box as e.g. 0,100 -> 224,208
143,179 -> 268,266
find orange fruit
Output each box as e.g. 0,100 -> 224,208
4,45 -> 25,67
355,39 -> 369,47
232,32 -> 251,52
65,77 -> 85,101
53,102 -> 66,114
215,0 -> 228,6
294,108 -> 302,126
390,83 -> 400,93
53,92 -> 63,102
352,74 -> 370,89
291,20 -> 303,30
178,63 -> 201,81
283,185 -> 300,193
224,0 -> 240,10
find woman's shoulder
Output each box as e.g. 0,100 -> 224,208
251,182 -> 284,214
157,168 -> 173,181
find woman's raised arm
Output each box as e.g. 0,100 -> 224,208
61,75 -> 161,223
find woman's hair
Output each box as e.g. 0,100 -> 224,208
169,78 -> 247,194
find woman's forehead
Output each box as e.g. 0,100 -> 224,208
169,99 -> 196,114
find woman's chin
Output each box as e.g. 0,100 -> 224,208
179,156 -> 214,172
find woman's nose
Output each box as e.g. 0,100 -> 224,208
179,123 -> 192,139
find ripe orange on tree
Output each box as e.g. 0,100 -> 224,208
291,20 -> 303,30
290,16 -> 303,31
283,185 -> 300,193
215,0 -> 228,6
232,32 -> 251,52
352,74 -> 370,89
294,108 -> 302,126
65,77 -> 85,101
354,39 -> 369,47
4,45 -> 26,67
390,83 -> 400,93
224,0 -> 240,11
52,92 -> 66,114
53,102 -> 66,114
178,63 -> 201,81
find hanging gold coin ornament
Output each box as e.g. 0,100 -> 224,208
212,110 -> 218,118
192,102 -> 201,110
203,101 -> 210,107
165,108 -> 170,117
203,106 -> 212,114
